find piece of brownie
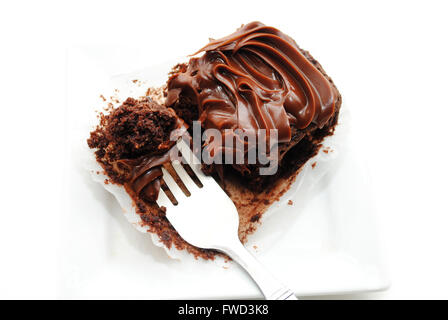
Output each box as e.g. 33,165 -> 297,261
166,22 -> 341,190
88,96 -> 219,259
87,97 -> 178,183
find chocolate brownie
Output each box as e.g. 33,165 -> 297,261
87,22 -> 342,259
166,22 -> 341,190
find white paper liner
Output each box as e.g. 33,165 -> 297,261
84,59 -> 350,265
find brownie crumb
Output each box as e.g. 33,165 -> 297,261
250,213 -> 261,223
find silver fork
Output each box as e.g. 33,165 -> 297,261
157,139 -> 298,300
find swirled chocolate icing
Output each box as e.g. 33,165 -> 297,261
166,21 -> 337,143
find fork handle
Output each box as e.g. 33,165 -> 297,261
219,240 -> 298,300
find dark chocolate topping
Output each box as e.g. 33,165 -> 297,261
166,21 -> 337,143
119,150 -> 172,202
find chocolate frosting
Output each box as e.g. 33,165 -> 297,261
166,21 -> 337,143
117,123 -> 186,202
120,152 -> 170,202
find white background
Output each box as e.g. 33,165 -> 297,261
1,0 -> 447,299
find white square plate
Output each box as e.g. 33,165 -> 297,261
60,46 -> 389,299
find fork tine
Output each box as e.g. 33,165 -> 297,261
170,160 -> 201,191
176,139 -> 210,185
156,188 -> 172,209
161,167 -> 187,203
